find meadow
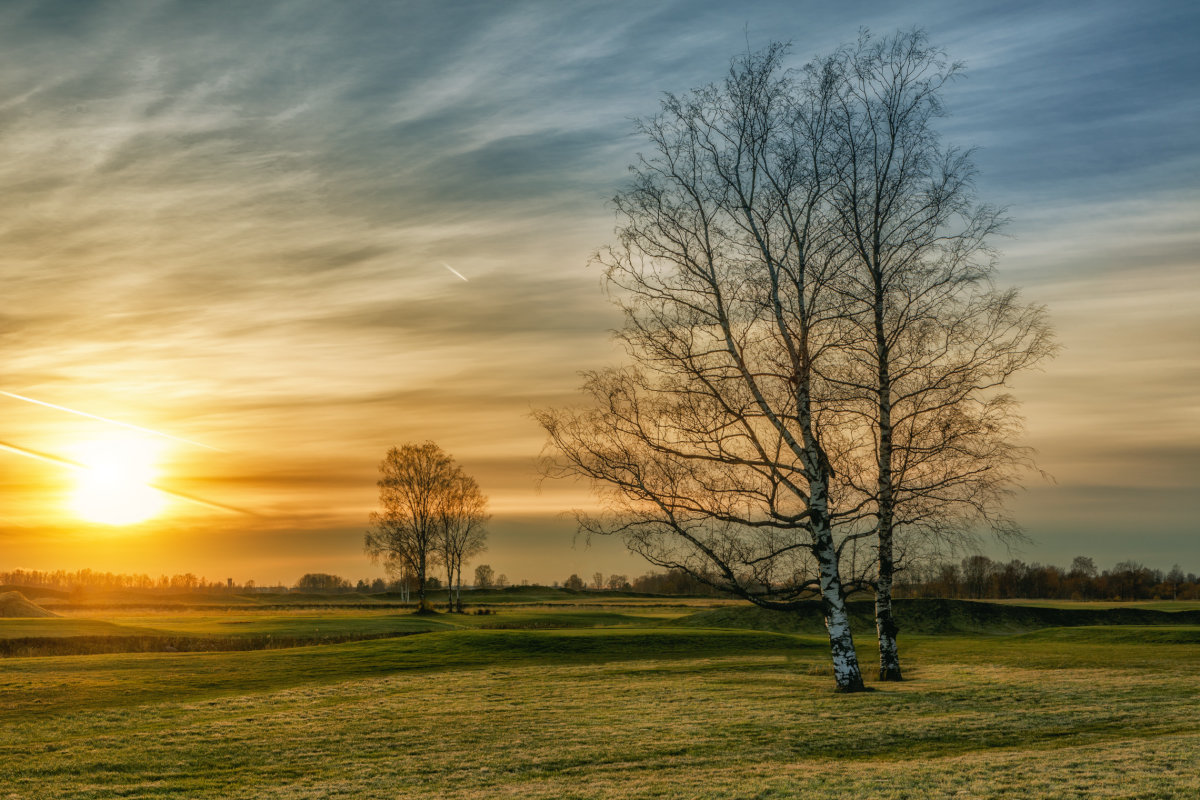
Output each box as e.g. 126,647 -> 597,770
2,592 -> 1198,799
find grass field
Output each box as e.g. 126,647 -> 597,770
2,597 -> 1198,799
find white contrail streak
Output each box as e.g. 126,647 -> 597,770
440,262 -> 469,282
0,390 -> 224,451
0,441 -> 80,470
0,440 -> 253,515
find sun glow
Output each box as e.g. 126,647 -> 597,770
69,435 -> 167,525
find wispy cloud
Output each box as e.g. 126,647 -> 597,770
0,0 -> 1196,578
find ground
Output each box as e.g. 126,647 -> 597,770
1,594 -> 1198,799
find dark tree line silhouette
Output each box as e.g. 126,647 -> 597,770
4,558 -> 1195,601
895,557 -> 1198,602
0,569 -> 397,595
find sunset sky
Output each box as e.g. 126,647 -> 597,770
1,0 -> 1197,585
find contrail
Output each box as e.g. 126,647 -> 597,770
0,390 -> 224,452
440,262 -> 469,282
0,440 -> 253,516
0,441 -> 83,470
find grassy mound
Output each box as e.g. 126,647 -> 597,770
0,584 -> 68,601
674,598 -> 1200,636
0,591 -> 58,618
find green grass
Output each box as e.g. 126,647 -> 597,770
86,611 -> 460,637
1,604 -> 1198,798
0,612 -> 458,657
0,606 -> 682,656
0,628 -> 811,719
0,618 -> 167,637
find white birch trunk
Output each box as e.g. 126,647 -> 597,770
812,533 -> 866,691
808,469 -> 867,692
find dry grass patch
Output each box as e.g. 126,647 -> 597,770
2,629 -> 1198,799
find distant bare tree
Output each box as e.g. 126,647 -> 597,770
960,555 -> 993,599
474,564 -> 495,590
293,573 -> 351,593
1166,565 -> 1185,601
365,442 -> 456,610
1069,556 -> 1098,579
606,574 -> 630,591
822,30 -> 1055,680
564,573 -> 584,591
538,44 -> 873,692
438,470 -> 489,612
495,574 -> 508,588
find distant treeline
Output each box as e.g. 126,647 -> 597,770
4,558 -> 1197,601
895,557 -> 1199,602
0,569 -> 482,596
0,569 -> 393,595
558,570 -> 725,597
1,568 -> 248,593
1,566 -> 721,597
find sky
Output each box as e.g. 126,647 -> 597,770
0,0 -> 1197,585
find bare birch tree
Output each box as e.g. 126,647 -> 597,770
538,45 -> 873,692
474,563 -> 495,589
823,30 -> 1055,680
437,469 -> 489,612
364,442 -> 455,611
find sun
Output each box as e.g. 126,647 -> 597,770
68,435 -> 167,525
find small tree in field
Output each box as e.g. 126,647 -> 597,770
438,470 -> 489,612
365,442 -> 488,612
474,564 -> 495,590
365,443 -> 450,609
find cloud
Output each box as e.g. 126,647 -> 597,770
0,0 -> 1196,578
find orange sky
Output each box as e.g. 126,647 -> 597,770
1,1 -> 1197,584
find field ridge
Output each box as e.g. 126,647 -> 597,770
674,598 -> 1200,635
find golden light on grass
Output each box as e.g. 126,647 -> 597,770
67,435 -> 167,526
